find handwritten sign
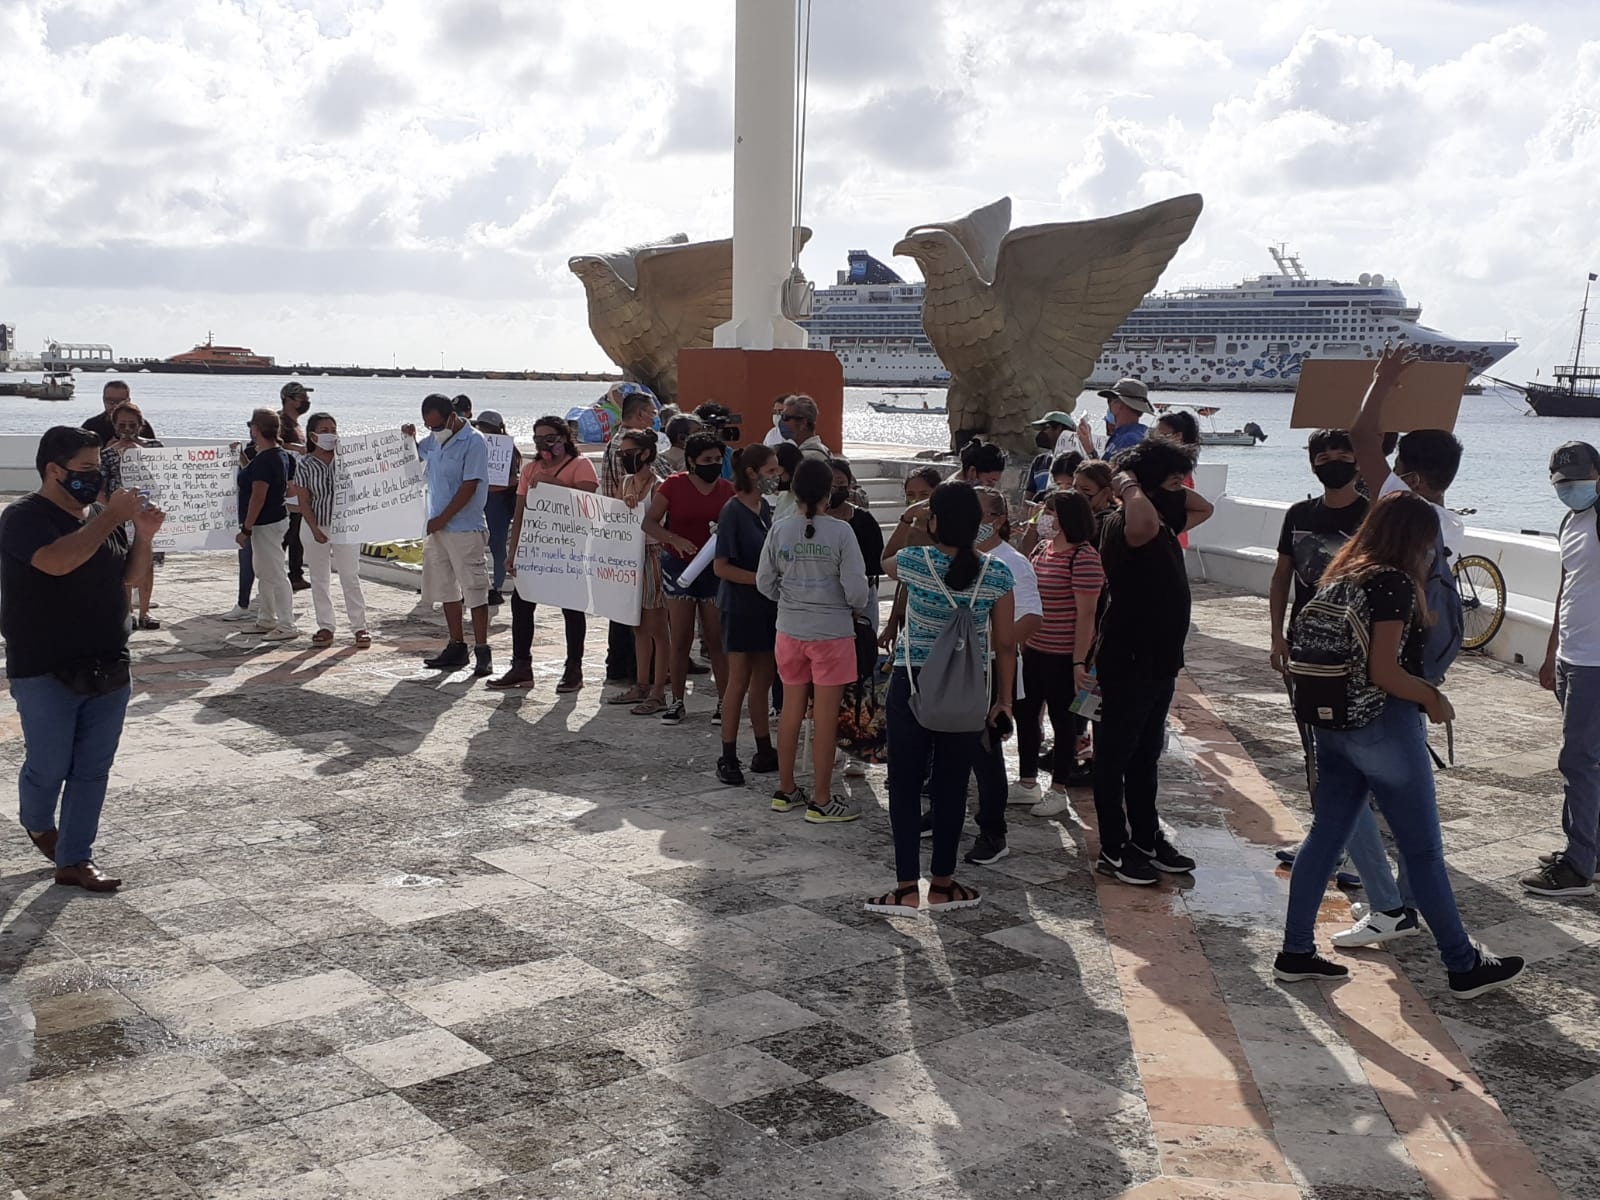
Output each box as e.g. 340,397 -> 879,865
118,445 -> 238,551
484,434 -> 516,486
326,430 -> 428,545
513,487 -> 645,624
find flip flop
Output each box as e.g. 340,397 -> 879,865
354,631 -> 373,648
608,686 -> 650,705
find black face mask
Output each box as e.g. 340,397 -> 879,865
620,451 -> 652,474
1312,460 -> 1358,489
1152,487 -> 1189,534
829,487 -> 850,509
59,468 -> 103,501
1034,430 -> 1055,449
693,462 -> 723,484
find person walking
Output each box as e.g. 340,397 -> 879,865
98,400 -> 164,630
713,444 -> 782,785
757,458 -> 871,821
474,410 -> 521,608
490,415 -> 598,692
2,427 -> 166,891
291,413 -> 370,648
278,382 -> 313,592
642,431 -> 733,725
236,409 -> 299,642
1522,441 -> 1600,898
408,393 -> 494,676
1277,491 -> 1524,999
608,429 -> 670,714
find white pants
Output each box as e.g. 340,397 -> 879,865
301,526 -> 368,633
251,518 -> 294,631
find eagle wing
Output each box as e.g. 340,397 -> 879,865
630,238 -> 735,358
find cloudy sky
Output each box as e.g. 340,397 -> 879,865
2,0 -> 1597,375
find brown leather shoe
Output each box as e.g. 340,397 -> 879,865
555,662 -> 584,694
27,829 -> 57,863
55,861 -> 121,892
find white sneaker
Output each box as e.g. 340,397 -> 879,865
1029,789 -> 1082,822
259,627 -> 300,642
220,606 -> 257,622
1008,780 -> 1041,806
1331,908 -> 1420,948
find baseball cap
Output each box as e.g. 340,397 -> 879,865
1549,440 -> 1600,482
1097,377 -> 1153,414
280,381 -> 314,400
474,410 -> 507,433
1030,410 -> 1075,428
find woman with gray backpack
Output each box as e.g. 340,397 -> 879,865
868,480 -> 1017,915
1279,491 -> 1523,999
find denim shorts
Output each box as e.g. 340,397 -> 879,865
660,550 -> 717,602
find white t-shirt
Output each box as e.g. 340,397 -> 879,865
764,423 -> 789,447
1558,504 -> 1600,667
989,539 -> 1043,620
1379,473 -> 1464,555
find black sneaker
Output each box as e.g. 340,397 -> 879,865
1096,847 -> 1158,886
716,756 -> 745,787
422,641 -> 470,670
749,747 -> 779,774
1520,858 -> 1596,897
659,699 -> 685,726
1273,951 -> 1351,983
1448,946 -> 1526,999
1133,833 -> 1196,874
711,702 -> 723,723
919,810 -> 934,840
486,589 -> 505,607
687,659 -> 711,676
965,831 -> 1010,866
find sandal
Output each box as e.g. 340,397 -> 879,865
608,685 -> 650,706
312,629 -> 335,646
864,883 -> 922,916
630,696 -> 666,715
136,616 -> 161,630
354,631 -> 372,648
926,879 -> 982,912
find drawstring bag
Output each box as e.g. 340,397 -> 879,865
903,548 -> 993,733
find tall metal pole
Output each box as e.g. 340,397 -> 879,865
713,0 -> 807,351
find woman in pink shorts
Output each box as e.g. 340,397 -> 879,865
756,459 -> 871,822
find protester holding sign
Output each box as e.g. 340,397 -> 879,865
291,413 -> 370,648
98,401 -> 164,630
475,410 -> 521,607
608,429 -> 670,715
235,409 -> 299,643
490,415 -> 598,692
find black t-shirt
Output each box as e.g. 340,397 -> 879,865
1096,509 -> 1190,680
0,495 -> 131,678
1359,567 -> 1423,678
241,447 -> 295,527
83,411 -> 155,441
715,496 -> 777,622
848,506 -> 886,585
1277,495 -> 1370,618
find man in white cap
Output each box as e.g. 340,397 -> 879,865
1078,377 -> 1153,459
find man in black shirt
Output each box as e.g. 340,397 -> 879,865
0,427 -> 165,891
1093,436 -> 1198,886
81,379 -> 155,442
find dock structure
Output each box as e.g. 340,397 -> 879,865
0,537 -> 1586,1198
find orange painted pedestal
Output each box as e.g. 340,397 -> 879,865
676,347 -> 844,454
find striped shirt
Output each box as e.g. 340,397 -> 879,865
1027,540 -> 1104,656
296,453 -> 337,526
894,546 -> 1014,667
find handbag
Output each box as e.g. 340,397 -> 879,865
53,654 -> 131,697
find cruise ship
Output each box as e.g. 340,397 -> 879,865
803,247 -> 1517,391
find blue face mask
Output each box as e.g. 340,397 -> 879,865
777,418 -> 792,440
1556,480 -> 1599,511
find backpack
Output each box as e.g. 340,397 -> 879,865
1286,576 -> 1387,730
903,547 -> 994,732
1420,528 -> 1462,684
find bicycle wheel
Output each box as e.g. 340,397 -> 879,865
1454,554 -> 1506,650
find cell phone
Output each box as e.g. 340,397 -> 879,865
989,711 -> 1014,740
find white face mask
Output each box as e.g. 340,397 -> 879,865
772,412 -> 783,428
432,423 -> 454,447
314,433 -> 338,451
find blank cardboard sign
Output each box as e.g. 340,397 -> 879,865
1290,359 -> 1469,431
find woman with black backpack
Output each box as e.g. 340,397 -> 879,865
1279,491 -> 1524,999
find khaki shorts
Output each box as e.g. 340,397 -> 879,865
422,529 -> 491,609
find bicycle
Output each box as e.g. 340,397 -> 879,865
1454,553 -> 1506,650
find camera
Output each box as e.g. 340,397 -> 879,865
696,404 -> 744,443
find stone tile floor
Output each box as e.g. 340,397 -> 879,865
0,559 -> 1588,1198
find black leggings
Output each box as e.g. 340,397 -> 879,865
1014,648 -> 1082,783
285,512 -> 305,582
509,591 -> 586,667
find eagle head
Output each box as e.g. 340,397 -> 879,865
892,228 -> 964,275
568,255 -> 624,297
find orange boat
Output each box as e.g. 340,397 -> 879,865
165,332 -> 276,369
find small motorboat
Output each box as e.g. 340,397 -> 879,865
868,390 -> 946,415
1154,403 -> 1265,447
0,372 -> 76,401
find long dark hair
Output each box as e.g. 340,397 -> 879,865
958,438 -> 1005,480
1322,491 -> 1439,625
929,480 -> 982,590
1051,489 -> 1095,544
533,414 -> 577,459
733,443 -> 774,494
792,458 -> 832,537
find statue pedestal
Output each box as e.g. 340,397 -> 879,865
677,348 -> 844,453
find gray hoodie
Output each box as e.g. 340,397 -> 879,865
756,512 -> 870,641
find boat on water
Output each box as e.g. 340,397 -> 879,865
868,390 -> 946,415
0,372 -> 76,401
1152,403 -> 1266,447
162,332 -> 277,372
1515,274 -> 1599,418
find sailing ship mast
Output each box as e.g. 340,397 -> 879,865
1569,274 -> 1592,395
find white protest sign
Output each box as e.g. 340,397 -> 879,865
512,486 -> 645,624
327,430 -> 428,545
118,445 -> 238,551
484,434 -> 516,486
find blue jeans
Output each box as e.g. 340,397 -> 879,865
887,667 -> 981,881
13,674 -> 131,867
1557,661 -> 1600,878
485,490 -> 515,591
1344,804 -> 1412,912
1284,699 -> 1474,972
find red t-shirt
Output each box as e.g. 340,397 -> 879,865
1028,540 -> 1105,656
657,472 -> 735,560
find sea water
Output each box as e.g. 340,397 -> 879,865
1,374 -> 1590,536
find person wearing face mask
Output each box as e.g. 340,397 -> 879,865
1021,452 -> 1083,554
1026,411 -> 1075,500
1078,377 -> 1153,460
82,379 -> 155,443
1522,441 -> 1600,899
764,393 -> 790,447
1092,435 -> 1199,885
471,410 -> 521,608
490,415 -> 598,692
406,393 -> 494,676
2,427 -> 166,892
643,431 -> 734,725
600,391 -> 661,685
98,400 -> 164,631
608,429 -> 671,714
235,408 -> 299,642
1071,461 -> 1116,543
712,444 -> 783,784
278,382 -> 313,594
290,413 -> 370,649
779,394 -> 832,462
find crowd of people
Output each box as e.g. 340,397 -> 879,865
3,360 -> 1595,1012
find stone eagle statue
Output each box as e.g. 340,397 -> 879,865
570,229 -> 810,403
893,194 -> 1204,455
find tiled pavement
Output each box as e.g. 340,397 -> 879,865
0,558 -> 1589,1198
